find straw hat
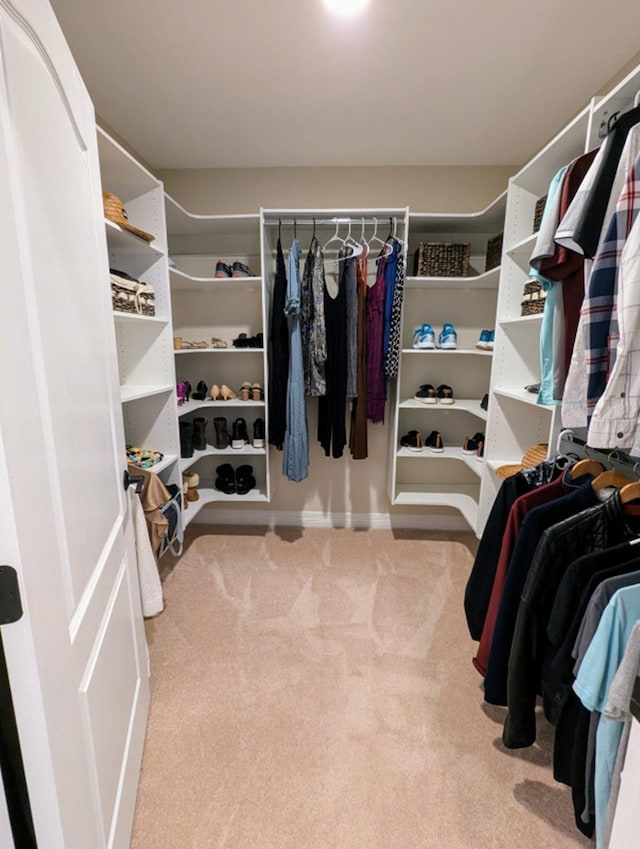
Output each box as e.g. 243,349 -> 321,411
494,443 -> 549,479
102,191 -> 155,243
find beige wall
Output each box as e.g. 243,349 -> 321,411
158,165 -> 513,216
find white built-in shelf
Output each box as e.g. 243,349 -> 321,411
408,193 -> 507,235
401,348 -> 493,357
165,196 -> 260,237
399,398 -> 487,420
128,454 -> 178,476
486,458 -> 521,473
174,348 -> 264,355
396,446 -> 483,477
105,219 -> 164,255
120,384 -> 174,403
505,233 -> 537,268
405,266 -> 500,289
178,399 -> 265,416
98,126 -> 158,197
183,487 -> 269,526
169,267 -> 262,291
500,313 -> 544,327
392,485 -> 479,529
493,388 -> 555,409
180,445 -> 266,473
113,311 -> 168,326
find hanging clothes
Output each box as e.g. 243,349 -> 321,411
385,242 -> 405,379
366,250 -> 387,423
345,249 -> 358,399
283,238 -> 309,482
318,249 -> 348,458
383,239 -> 399,360
349,247 -> 369,460
268,236 -> 289,450
301,237 -> 327,396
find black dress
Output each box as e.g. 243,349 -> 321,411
318,254 -> 349,458
268,238 -> 289,449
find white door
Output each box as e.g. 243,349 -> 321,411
0,1 -> 149,848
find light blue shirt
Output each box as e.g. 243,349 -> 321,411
573,583 -> 640,849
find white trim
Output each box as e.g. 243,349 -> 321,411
190,508 -> 468,532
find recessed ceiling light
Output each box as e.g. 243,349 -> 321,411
324,0 -> 370,17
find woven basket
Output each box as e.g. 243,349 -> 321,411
485,233 -> 503,271
110,272 -> 155,316
520,279 -> 546,315
532,195 -> 547,233
413,242 -> 471,277
102,190 -> 155,243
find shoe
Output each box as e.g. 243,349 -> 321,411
192,380 -> 208,401
220,384 -> 237,401
239,381 -> 252,401
192,417 -> 207,450
233,333 -> 249,348
437,323 -> 457,350
182,471 -> 200,502
215,463 -> 236,494
215,260 -> 232,278
235,464 -> 256,495
424,430 -> 445,453
213,417 -> 230,449
211,337 -> 228,348
436,384 -> 455,404
210,383 -> 221,401
412,323 -> 435,349
251,382 -> 264,401
253,417 -> 266,448
463,432 -> 485,454
232,261 -> 253,278
400,430 -> 422,452
480,393 -> 489,411
251,332 -> 264,349
231,417 -> 249,449
476,329 -> 494,350
414,383 -> 437,404
476,439 -> 485,461
176,380 -> 190,406
179,420 -> 194,458
524,383 -> 541,394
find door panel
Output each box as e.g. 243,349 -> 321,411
0,2 -> 149,847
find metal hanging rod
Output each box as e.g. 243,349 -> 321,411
557,429 -> 640,477
264,216 -> 403,227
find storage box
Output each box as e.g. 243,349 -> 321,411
110,270 -> 155,316
485,233 -> 503,271
520,279 -> 546,315
533,195 -> 547,233
413,242 -> 471,277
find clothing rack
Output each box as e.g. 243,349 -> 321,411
264,216 -> 400,228
557,429 -> 640,479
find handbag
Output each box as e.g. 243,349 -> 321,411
157,484 -> 184,558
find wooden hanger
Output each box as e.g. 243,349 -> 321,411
570,459 -> 604,479
591,469 -> 631,491
619,482 -> 640,504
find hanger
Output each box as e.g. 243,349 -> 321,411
570,459 -> 604,479
391,216 -> 407,250
336,219 -> 364,261
591,469 -> 631,491
369,218 -> 387,252
278,218 -> 282,242
322,220 -> 343,252
619,481 -> 640,504
359,217 -> 370,252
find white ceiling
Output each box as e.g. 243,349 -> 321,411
50,0 -> 640,170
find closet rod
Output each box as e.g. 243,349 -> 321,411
558,430 -> 640,478
264,217 -> 399,227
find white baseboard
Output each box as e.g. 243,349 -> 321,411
190,507 -> 469,532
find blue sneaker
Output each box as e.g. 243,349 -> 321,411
412,323 -> 435,349
476,329 -> 494,350
437,323 -> 457,350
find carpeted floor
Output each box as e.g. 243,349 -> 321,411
131,526 -> 591,849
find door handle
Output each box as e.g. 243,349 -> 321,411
123,469 -> 144,494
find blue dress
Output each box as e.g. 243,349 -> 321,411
283,239 -> 309,482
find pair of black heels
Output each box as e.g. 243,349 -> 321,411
215,463 -> 256,495
232,332 -> 263,349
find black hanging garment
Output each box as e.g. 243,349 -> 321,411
268,237 -> 289,449
318,253 -> 349,458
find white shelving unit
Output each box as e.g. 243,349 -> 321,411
478,65 -> 640,530
390,194 -> 507,532
165,196 -> 268,523
97,127 -> 180,493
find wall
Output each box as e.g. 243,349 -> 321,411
160,164 -> 511,530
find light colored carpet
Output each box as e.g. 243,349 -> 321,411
131,526 -> 591,849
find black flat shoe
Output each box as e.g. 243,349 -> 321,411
215,463 -> 235,494
235,464 -> 256,495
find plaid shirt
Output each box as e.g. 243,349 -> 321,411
588,211 -> 640,451
584,150 -> 640,423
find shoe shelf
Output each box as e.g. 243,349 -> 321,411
174,348 -> 265,355
393,485 -> 480,529
169,267 -> 262,292
396,446 -> 484,477
180,445 -> 267,473
177,399 -> 265,416
105,219 -> 165,256
500,314 -> 544,328
113,311 -> 169,327
401,348 -> 493,357
183,487 -> 269,526
405,266 -> 500,290
493,387 -> 555,408
398,398 -> 488,420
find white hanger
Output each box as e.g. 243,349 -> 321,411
336,219 -> 363,261
322,220 -> 344,252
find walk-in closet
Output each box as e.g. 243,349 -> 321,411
3,1 -> 640,848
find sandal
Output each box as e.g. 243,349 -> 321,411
251,382 -> 264,401
211,337 -> 228,349
239,381 -> 252,401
